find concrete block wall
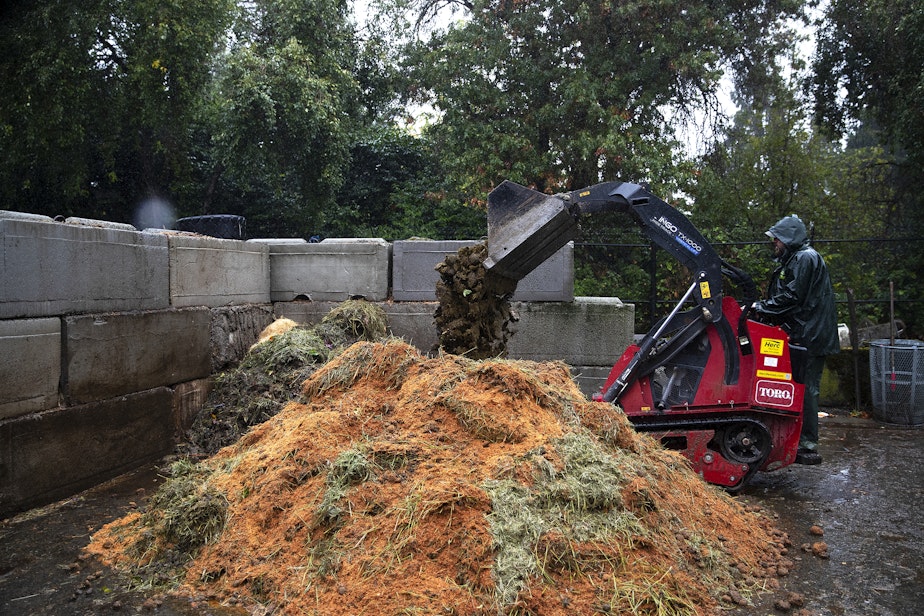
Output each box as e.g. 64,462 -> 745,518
0,214 -> 276,516
1,212 -> 633,517
250,238 -> 391,302
392,239 -> 574,302
0,214 -> 169,319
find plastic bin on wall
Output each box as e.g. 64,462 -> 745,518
175,215 -> 246,240
869,339 -> 924,425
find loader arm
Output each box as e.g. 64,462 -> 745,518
484,180 -> 758,403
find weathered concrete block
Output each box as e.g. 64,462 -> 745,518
168,235 -> 270,307
209,304 -> 275,372
272,300 -> 340,327
508,297 -> 634,366
0,388 -> 176,517
173,378 -> 212,439
0,318 -> 61,420
391,239 -> 573,302
0,215 -> 169,319
64,309 -> 211,405
392,240 -> 474,301
64,217 -> 137,232
515,242 -> 573,302
250,238 -> 391,302
0,210 -> 54,223
380,302 -> 439,352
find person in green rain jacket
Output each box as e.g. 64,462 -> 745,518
754,215 -> 839,465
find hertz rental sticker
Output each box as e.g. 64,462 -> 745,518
755,380 -> 795,407
760,338 -> 785,356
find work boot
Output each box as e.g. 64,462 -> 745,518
795,447 -> 822,465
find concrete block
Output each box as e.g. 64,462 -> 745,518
392,240 -> 475,301
209,304 -> 275,372
0,318 -> 61,420
273,300 -> 340,326
64,217 -> 137,231
168,234 -> 270,307
251,238 -> 390,302
508,297 -> 634,366
173,379 -> 212,439
391,239 -> 573,302
516,242 -> 573,302
0,210 -> 54,223
0,388 -> 175,517
64,309 -> 211,405
380,302 -> 439,352
0,216 -> 169,319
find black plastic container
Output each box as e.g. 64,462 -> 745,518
175,215 -> 246,240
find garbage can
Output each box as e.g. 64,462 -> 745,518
869,339 -> 924,425
175,215 -> 246,240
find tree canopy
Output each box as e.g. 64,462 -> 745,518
1,0 -> 922,332
398,0 -> 804,201
0,0 -> 233,220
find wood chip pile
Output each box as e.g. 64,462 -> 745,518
87,337 -> 793,616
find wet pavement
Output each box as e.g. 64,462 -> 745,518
736,412 -> 924,616
1,410 -> 921,615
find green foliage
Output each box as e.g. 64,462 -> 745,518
0,0 -> 367,238
812,0 -> 924,162
0,0 -> 233,221
692,61 -> 919,332
396,0 -> 803,202
207,32 -> 355,236
810,0 -> 924,335
332,126 -> 485,239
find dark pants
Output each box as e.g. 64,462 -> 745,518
801,355 -> 827,448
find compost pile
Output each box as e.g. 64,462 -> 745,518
181,300 -> 388,456
87,337 -> 793,616
434,242 -> 518,359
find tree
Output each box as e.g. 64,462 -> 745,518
330,127 -> 484,239
692,40 -> 912,330
811,0 -> 924,333
0,0 -> 233,221
178,0 -> 364,236
392,0 -> 803,204
812,0 -> 924,165
0,0 -> 368,238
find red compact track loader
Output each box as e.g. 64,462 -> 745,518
484,180 -> 807,492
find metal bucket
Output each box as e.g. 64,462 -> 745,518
483,181 -> 578,281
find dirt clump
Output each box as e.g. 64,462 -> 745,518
434,242 -> 518,359
88,338 -> 793,616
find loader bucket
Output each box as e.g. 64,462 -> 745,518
483,181 -> 579,282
